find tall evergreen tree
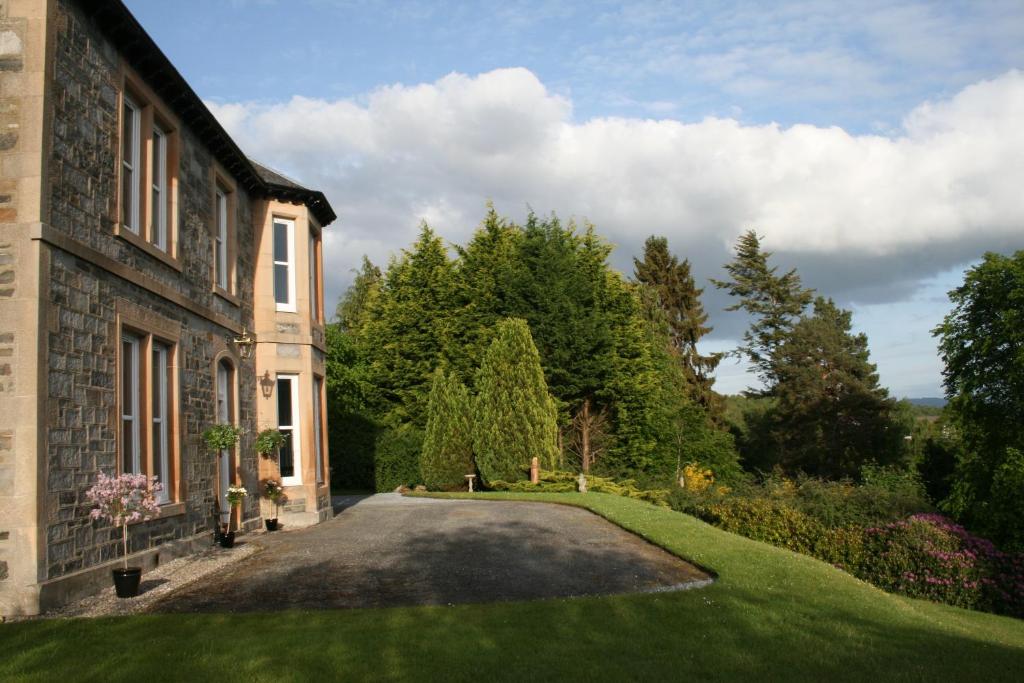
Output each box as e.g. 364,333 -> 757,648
473,318 -> 559,484
770,297 -> 903,478
335,256 -> 382,335
712,230 -> 813,392
420,369 -> 475,491
634,235 -> 721,414
360,225 -> 454,425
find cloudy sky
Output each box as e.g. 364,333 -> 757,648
127,0 -> 1024,397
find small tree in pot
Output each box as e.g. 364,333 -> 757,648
85,473 -> 162,598
202,424 -> 242,539
220,485 -> 248,547
262,478 -> 286,531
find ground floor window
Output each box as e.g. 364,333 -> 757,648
117,321 -> 178,502
277,375 -> 301,485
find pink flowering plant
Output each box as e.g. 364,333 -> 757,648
86,472 -> 162,570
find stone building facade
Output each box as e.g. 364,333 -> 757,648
0,0 -> 336,615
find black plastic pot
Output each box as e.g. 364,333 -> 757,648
265,518 -> 279,531
219,531 -> 236,548
112,567 -> 142,598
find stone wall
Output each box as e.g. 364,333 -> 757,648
39,0 -> 261,581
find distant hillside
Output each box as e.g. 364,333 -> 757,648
907,397 -> 947,408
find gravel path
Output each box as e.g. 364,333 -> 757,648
151,494 -> 711,613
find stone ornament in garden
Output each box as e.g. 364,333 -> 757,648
85,473 -> 162,598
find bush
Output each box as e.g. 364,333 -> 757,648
490,470 -> 670,506
374,424 -> 424,492
856,514 -> 1024,617
420,370 -> 475,491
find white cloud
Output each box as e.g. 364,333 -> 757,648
207,67 -> 1024,322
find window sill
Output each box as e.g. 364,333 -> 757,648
126,501 -> 185,525
275,305 -> 298,314
214,286 -> 240,307
116,224 -> 182,272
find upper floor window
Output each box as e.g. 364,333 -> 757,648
215,187 -> 228,290
121,96 -> 141,234
117,77 -> 179,265
309,231 -> 321,323
273,218 -> 296,312
151,125 -> 168,251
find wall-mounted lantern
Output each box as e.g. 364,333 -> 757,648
232,327 -> 255,360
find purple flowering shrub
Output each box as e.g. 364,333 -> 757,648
857,513 -> 1024,618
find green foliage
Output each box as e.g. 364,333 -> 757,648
473,318 -> 559,484
770,297 -> 906,478
711,230 -> 813,391
325,322 -> 380,490
360,225 -> 455,426
488,470 -> 670,506
934,249 -> 1024,550
420,370 -> 475,491
254,429 -> 287,457
335,255 -> 382,335
988,447 -> 1024,550
373,424 -> 424,492
202,424 -> 241,452
634,235 -> 722,416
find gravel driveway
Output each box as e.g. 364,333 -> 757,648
150,494 -> 711,613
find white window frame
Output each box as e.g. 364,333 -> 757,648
150,124 -> 168,250
277,374 -> 302,486
152,343 -> 169,503
273,218 -> 296,312
215,188 -> 229,291
121,334 -> 141,474
216,360 -> 235,523
121,96 -> 141,234
313,376 -> 324,485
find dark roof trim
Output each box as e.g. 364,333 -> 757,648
78,0 -> 337,227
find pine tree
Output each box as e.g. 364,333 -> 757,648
335,256 -> 382,335
634,235 -> 722,414
712,230 -> 813,392
360,224 -> 454,425
420,369 -> 475,491
771,297 -> 903,478
473,318 -> 559,484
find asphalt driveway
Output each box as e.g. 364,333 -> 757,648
151,494 -> 711,613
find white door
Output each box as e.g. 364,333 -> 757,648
217,362 -> 232,526
277,375 -> 301,486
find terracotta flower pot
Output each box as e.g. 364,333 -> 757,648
112,567 -> 142,598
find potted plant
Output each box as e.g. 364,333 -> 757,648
219,484 -> 248,547
202,424 -> 242,542
85,472 -> 162,598
255,428 -> 286,460
262,478 -> 286,531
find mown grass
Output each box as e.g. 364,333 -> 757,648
1,492 -> 1022,681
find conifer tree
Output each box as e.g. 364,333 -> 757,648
360,224 -> 454,425
473,318 -> 559,484
634,235 -> 722,414
712,230 -> 813,392
420,369 -> 475,490
335,256 -> 382,335
771,297 -> 902,478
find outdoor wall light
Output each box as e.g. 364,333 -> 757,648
232,327 -> 255,360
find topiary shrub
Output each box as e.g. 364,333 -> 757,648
374,424 -> 424,492
420,369 -> 476,491
473,318 -> 558,485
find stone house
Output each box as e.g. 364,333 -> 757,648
0,0 -> 336,616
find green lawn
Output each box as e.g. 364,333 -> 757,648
2,493 -> 1023,681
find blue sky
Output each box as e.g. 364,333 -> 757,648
126,0 -> 1024,397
